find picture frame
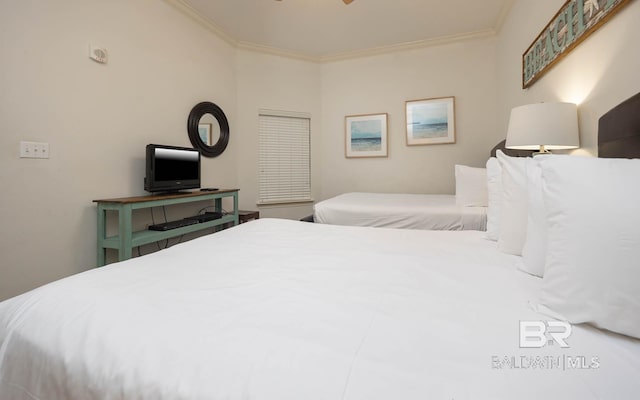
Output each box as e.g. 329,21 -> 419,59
198,123 -> 212,146
405,97 -> 456,146
345,113 -> 388,158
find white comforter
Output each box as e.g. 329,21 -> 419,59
314,192 -> 487,230
0,219 -> 638,399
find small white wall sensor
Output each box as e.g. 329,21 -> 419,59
89,45 -> 108,64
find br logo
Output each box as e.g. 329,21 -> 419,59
519,321 -> 572,348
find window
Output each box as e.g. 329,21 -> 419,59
258,110 -> 311,204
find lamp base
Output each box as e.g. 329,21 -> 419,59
532,145 -> 551,157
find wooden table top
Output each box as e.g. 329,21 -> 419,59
94,189 -> 239,204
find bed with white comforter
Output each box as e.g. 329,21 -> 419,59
1,218 -> 638,400
313,192 -> 487,230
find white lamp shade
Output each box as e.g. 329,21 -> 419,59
506,102 -> 579,150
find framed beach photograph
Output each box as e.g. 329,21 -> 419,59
198,123 -> 212,145
345,113 -> 388,158
405,97 -> 455,146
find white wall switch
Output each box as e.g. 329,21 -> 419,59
20,141 -> 50,159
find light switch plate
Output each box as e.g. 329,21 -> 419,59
20,141 -> 49,159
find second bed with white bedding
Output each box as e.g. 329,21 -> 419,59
314,192 -> 487,230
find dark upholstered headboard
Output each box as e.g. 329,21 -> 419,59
490,140 -> 534,158
598,92 -> 640,158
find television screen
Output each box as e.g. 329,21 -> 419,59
145,144 -> 200,193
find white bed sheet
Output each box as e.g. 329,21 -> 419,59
1,219 -> 639,399
314,192 -> 487,230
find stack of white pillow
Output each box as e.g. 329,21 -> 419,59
485,151 -> 640,339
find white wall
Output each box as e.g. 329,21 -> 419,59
235,50 -> 322,220
320,38 -> 500,199
0,0 -> 237,300
497,0 -> 640,155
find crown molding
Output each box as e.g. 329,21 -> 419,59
236,41 -> 320,63
319,30 -> 497,63
164,0 -> 237,46
493,0 -> 514,35
165,0 -> 501,64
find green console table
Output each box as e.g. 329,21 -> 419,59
94,189 -> 239,266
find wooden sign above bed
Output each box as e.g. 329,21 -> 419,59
522,0 -> 633,89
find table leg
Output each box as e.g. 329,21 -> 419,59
118,204 -> 133,261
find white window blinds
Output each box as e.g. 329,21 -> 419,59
258,111 -> 311,204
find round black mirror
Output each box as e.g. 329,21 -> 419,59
187,101 -> 230,158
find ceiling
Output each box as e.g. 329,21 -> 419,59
178,0 -> 513,61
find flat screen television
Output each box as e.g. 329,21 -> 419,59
144,144 -> 201,193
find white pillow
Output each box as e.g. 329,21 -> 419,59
540,155 -> 640,339
496,150 -> 531,255
455,165 -> 488,207
519,155 -> 551,277
485,157 -> 502,241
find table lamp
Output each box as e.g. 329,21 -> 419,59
506,102 -> 579,155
